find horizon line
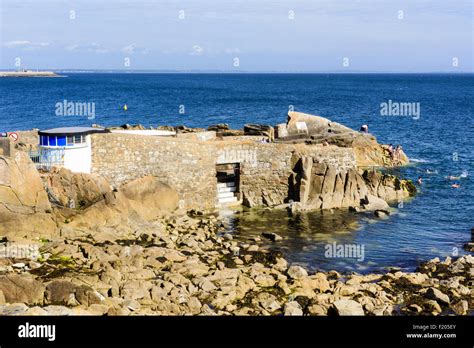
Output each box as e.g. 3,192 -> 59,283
1,68 -> 473,74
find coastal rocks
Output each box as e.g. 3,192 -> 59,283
283,112 -> 409,167
45,281 -> 78,306
119,176 -> 179,218
425,287 -> 450,305
284,301 -> 303,316
68,176 -> 178,229
0,152 -> 56,237
331,299 -> 365,316
0,208 -> 471,317
451,300 -> 468,315
362,170 -> 415,202
42,167 -> 111,209
0,274 -> 44,305
207,124 -> 229,132
287,265 -> 308,280
287,153 -> 414,212
243,124 -> 274,141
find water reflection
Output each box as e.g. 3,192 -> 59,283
223,207 -> 378,273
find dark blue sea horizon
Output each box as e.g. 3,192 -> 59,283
1,73 -> 473,272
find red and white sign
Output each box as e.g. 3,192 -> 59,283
8,132 -> 19,142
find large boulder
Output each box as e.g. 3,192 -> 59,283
284,112 -> 408,167
0,274 -> 45,305
42,167 -> 112,208
0,152 -> 57,238
287,153 -> 415,211
68,175 -> 179,229
119,176 -> 179,220
332,299 -> 365,316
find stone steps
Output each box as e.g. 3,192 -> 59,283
216,181 -> 239,206
217,191 -> 235,199
217,181 -> 235,188
218,196 -> 238,204
217,186 -> 237,193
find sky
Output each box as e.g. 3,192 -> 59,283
0,0 -> 472,72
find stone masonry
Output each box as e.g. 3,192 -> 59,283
91,133 -> 356,210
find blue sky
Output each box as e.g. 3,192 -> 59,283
0,0 -> 472,72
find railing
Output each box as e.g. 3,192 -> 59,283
28,148 -> 65,171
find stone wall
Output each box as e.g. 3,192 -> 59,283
91,134 -> 217,210
91,133 -> 356,210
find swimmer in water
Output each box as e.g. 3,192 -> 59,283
417,176 -> 423,185
451,183 -> 460,188
447,175 -> 460,180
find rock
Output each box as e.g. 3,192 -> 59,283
338,285 -> 358,296
0,152 -> 56,238
42,167 -> 111,208
425,287 -> 450,305
123,299 -> 141,311
332,300 -> 365,316
258,293 -> 281,312
284,301 -> 303,316
307,303 -> 327,315
45,281 -> 78,306
451,300 -> 468,315
424,300 -> 442,313
261,232 -> 282,242
25,306 -> 48,315
0,303 -> 29,315
407,304 -> 423,313
309,273 -> 331,293
207,124 -> 230,132
75,285 -> 104,306
0,290 -> 5,304
463,242 -> 474,252
363,195 -> 390,211
243,124 -> 274,140
69,176 -> 179,229
374,210 -> 389,218
0,274 -> 44,305
87,304 -> 109,315
254,274 -> 276,287
287,265 -> 308,280
187,297 -> 202,315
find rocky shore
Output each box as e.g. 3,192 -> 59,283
0,212 -> 472,316
0,112 -> 471,316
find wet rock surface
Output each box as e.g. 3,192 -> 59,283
0,213 -> 471,316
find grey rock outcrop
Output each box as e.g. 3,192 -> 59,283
0,152 -> 57,238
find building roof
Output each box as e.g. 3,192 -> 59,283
38,127 -> 109,136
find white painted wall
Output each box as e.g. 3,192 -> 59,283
39,135 -> 92,174
110,129 -> 176,136
63,135 -> 92,173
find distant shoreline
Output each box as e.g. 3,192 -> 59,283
0,71 -> 63,78
1,70 -> 472,75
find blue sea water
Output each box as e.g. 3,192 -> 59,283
0,73 -> 473,272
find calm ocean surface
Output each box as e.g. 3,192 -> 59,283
1,73 -> 473,272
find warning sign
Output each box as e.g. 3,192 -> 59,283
8,132 -> 19,142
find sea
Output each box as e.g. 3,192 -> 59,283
0,72 -> 473,273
